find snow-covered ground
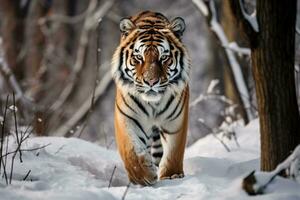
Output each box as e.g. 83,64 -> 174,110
0,119 -> 299,200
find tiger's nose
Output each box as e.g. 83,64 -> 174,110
143,62 -> 160,86
143,77 -> 159,86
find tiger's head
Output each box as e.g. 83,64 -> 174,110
112,11 -> 190,102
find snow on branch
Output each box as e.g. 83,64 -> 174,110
222,42 -> 251,57
192,0 -> 209,17
242,145 -> 300,195
191,80 -> 243,151
238,0 -> 258,32
192,0 -> 255,121
190,79 -> 234,107
228,0 -> 258,44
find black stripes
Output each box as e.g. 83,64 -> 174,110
157,95 -> 175,116
152,152 -> 163,158
150,129 -> 163,166
116,103 -> 149,140
121,94 -> 137,114
152,134 -> 160,141
166,91 -> 184,120
169,92 -> 186,122
139,137 -> 146,145
152,144 -> 161,148
129,94 -> 149,116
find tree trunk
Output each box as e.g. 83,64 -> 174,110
252,0 -> 300,171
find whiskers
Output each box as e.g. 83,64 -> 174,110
134,81 -> 168,94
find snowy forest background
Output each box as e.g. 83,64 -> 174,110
0,0 -> 300,199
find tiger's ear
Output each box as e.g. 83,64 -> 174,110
120,18 -> 135,35
170,17 -> 186,37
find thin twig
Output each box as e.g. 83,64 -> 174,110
1,157 -> 8,185
3,132 -> 9,181
1,143 -> 51,158
0,95 -> 9,184
12,93 -> 22,163
9,93 -> 21,184
108,165 -> 117,188
122,182 -> 131,200
54,145 -> 66,154
212,133 -> 231,152
199,120 -> 230,152
232,132 -> 240,148
23,170 -> 31,181
0,95 -> 9,174
9,149 -> 16,183
198,120 -> 231,152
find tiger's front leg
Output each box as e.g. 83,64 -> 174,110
158,91 -> 189,180
114,101 -> 157,186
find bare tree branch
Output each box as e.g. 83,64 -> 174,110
38,7 -> 88,26
53,68 -> 112,137
0,38 -> 35,111
228,0 -> 258,45
50,0 -> 114,111
237,0 -> 258,32
192,0 -> 255,121
222,42 -> 251,57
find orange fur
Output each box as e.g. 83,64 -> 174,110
112,11 -> 190,186
159,88 -> 189,179
115,89 -> 157,185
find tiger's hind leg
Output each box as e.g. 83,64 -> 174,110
158,95 -> 189,180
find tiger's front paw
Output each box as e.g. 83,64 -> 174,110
127,154 -> 157,186
158,164 -> 184,180
160,173 -> 184,180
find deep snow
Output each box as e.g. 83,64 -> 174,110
0,119 -> 299,200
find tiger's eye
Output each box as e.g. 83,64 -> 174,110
135,55 -> 143,60
161,55 -> 169,61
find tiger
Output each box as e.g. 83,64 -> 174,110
111,11 -> 191,186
